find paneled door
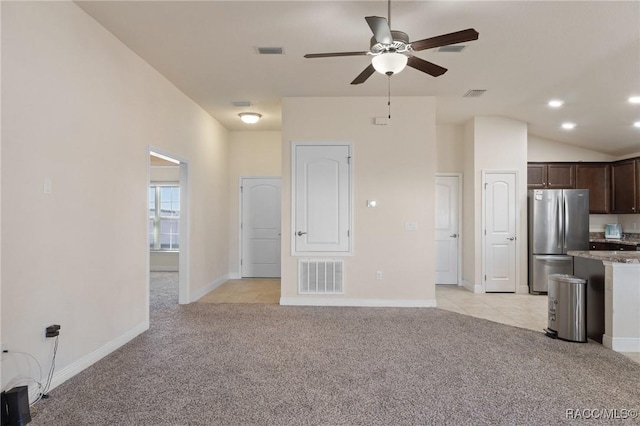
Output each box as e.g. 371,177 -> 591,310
435,175 -> 460,284
293,144 -> 351,254
241,177 -> 281,277
484,172 -> 517,292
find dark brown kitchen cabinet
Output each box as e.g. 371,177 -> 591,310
527,163 -> 575,189
611,159 -> 638,213
575,163 -> 611,213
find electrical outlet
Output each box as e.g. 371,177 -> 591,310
376,271 -> 383,280
404,222 -> 418,231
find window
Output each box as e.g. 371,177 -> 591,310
149,185 -> 180,251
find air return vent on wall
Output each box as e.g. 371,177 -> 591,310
463,89 -> 486,98
298,259 -> 344,294
256,47 -> 284,55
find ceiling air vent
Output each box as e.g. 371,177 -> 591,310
256,47 -> 284,55
438,45 -> 466,53
232,101 -> 252,107
463,89 -> 486,98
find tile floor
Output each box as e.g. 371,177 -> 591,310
197,279 -> 640,364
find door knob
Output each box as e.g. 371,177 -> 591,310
297,231 -> 307,236
449,233 -> 458,238
507,237 -> 515,241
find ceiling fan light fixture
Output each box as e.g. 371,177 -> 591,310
239,112 -> 262,124
372,52 -> 408,76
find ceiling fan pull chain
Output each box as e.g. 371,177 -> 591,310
388,75 -> 391,119
388,0 -> 391,27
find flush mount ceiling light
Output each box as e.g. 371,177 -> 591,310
372,52 -> 408,76
633,121 -> 640,128
238,112 -> 262,124
629,96 -> 640,104
561,122 -> 576,130
548,99 -> 564,108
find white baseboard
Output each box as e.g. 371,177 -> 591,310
280,297 -> 437,308
227,272 -> 241,280
518,284 -> 530,294
189,274 -> 229,303
602,335 -> 640,353
29,320 -> 149,403
462,280 -> 483,294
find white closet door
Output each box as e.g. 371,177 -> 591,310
293,144 -> 351,253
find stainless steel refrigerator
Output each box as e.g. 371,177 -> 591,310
528,189 -> 589,293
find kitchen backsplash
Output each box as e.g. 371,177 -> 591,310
589,214 -> 640,234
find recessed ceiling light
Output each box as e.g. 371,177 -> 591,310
634,121 -> 640,128
548,99 -> 564,108
561,122 -> 576,130
629,96 -> 640,104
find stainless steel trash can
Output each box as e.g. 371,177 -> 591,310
545,274 -> 587,343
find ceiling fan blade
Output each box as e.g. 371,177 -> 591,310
351,64 -> 376,85
304,51 -> 369,59
407,56 -> 448,77
410,28 -> 479,51
365,16 -> 393,45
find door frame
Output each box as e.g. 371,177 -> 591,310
147,147 -> 190,309
238,176 -> 282,278
481,170 -> 519,293
435,173 -> 463,286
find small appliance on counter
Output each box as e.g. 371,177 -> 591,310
604,224 -> 622,240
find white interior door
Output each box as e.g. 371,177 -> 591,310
484,172 -> 517,292
293,144 -> 351,253
241,178 -> 281,277
435,175 -> 460,285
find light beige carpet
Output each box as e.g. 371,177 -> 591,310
197,278 -> 280,304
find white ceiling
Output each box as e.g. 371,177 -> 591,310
76,1 -> 640,156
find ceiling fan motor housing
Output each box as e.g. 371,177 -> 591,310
370,30 -> 410,54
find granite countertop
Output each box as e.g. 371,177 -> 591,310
568,250 -> 640,264
589,233 -> 640,246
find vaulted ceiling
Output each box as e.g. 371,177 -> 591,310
76,1 -> 640,156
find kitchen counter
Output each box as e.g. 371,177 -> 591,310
568,250 -> 640,264
569,250 -> 640,353
589,232 -> 640,246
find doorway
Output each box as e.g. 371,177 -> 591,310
435,174 -> 461,285
240,177 -> 281,278
148,149 -> 189,308
482,171 -> 517,292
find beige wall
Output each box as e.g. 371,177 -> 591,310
528,135 -> 615,162
228,131 -> 282,276
281,97 -> 437,305
462,117 -> 528,293
1,2 -> 229,394
436,124 -> 465,173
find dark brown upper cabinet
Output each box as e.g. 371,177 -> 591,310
575,163 -> 611,213
527,163 -> 575,189
611,159 -> 639,213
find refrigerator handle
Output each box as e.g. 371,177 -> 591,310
563,195 -> 569,252
557,194 -> 564,251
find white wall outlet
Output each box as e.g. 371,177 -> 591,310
404,222 -> 418,231
376,271 -> 383,280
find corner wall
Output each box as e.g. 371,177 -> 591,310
281,97 -> 437,306
228,131 -> 282,277
1,2 -> 229,395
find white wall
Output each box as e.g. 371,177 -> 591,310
281,97 -> 437,305
1,2 -> 229,395
228,131 -> 282,277
463,117 -> 529,293
528,135 -> 615,162
436,124 -> 465,173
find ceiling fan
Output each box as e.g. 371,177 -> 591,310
304,1 -> 479,85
